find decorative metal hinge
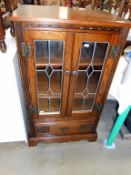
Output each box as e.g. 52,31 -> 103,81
29,105 -> 37,114
21,42 -> 32,57
110,44 -> 121,59
96,104 -> 102,111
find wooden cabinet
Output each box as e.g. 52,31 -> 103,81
0,0 -> 19,52
4,0 -> 19,37
0,9 -> 6,53
8,5 -> 131,146
0,0 -> 19,15
3,0 -> 18,12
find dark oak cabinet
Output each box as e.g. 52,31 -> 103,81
4,0 -> 18,12
0,0 -> 19,52
9,5 -> 131,146
0,9 -> 6,53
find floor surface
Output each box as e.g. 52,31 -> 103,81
0,102 -> 131,175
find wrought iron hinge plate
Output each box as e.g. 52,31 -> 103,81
21,42 -> 32,57
29,105 -> 37,114
110,44 -> 121,59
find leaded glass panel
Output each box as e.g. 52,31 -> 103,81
73,42 -> 108,112
35,40 -> 64,114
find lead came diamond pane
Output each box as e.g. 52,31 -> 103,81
45,65 -> 53,77
87,66 -> 93,77
82,89 -> 88,98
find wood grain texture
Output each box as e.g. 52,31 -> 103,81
28,132 -> 97,146
14,22 -> 36,138
24,30 -> 73,119
35,121 -> 94,136
0,10 -> 6,53
8,5 -> 131,27
0,11 -> 4,38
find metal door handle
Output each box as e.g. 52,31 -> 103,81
65,70 -> 70,75
72,71 -> 77,75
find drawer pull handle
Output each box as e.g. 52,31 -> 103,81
61,127 -> 69,134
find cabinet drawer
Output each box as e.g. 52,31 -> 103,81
35,122 -> 94,136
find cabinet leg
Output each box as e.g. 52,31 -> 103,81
28,139 -> 38,147
88,137 -> 97,142
88,132 -> 97,142
0,40 -> 7,53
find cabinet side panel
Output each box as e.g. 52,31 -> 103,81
14,22 -> 35,138
94,27 -> 130,129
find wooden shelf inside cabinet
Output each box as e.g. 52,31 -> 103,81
79,57 -> 104,68
36,58 -> 62,68
35,40 -> 64,68
38,95 -> 61,99
36,58 -> 103,68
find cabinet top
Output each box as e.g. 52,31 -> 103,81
8,5 -> 131,28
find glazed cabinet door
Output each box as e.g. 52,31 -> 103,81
24,30 -> 73,117
67,31 -> 120,117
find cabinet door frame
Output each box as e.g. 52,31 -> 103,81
24,30 -> 73,118
67,31 -> 120,116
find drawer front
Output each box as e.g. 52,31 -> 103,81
35,121 -> 94,136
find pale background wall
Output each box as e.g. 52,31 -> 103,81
0,30 -> 27,142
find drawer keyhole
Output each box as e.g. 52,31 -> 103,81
37,126 -> 49,133
61,127 -> 69,134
